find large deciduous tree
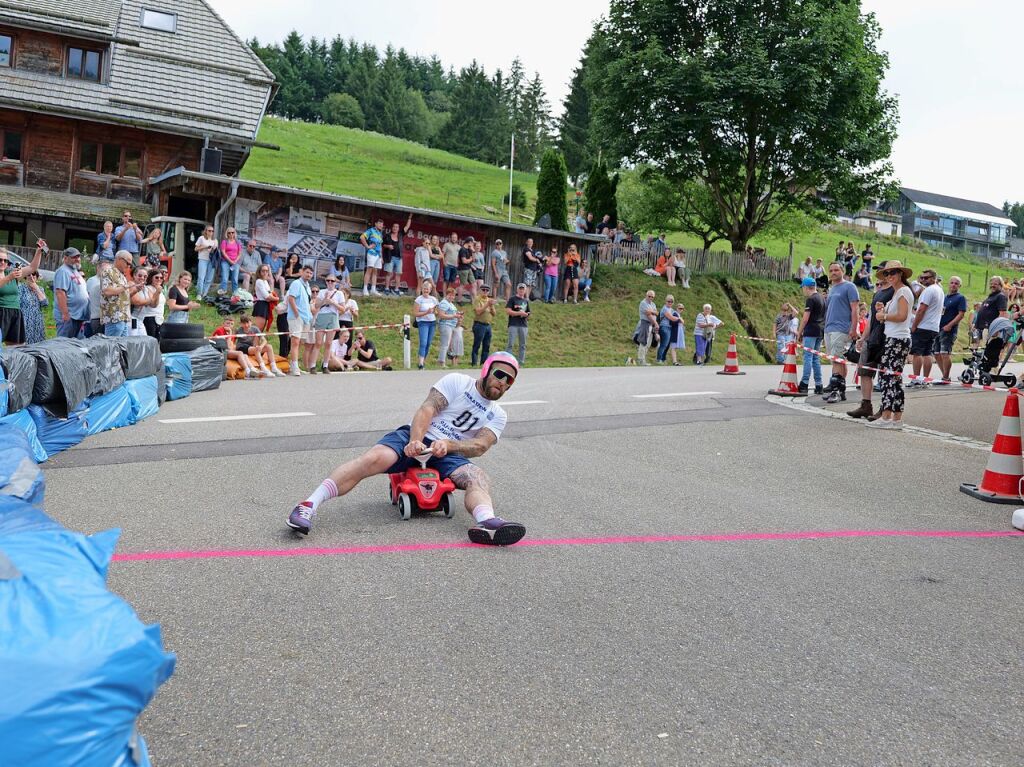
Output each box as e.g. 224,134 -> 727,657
592,0 -> 899,252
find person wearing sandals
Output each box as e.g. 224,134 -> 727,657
871,261 -> 914,430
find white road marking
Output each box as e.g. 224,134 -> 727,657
631,391 -> 721,399
159,412 -> 315,424
500,400 -> 548,406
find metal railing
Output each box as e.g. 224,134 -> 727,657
592,242 -> 792,282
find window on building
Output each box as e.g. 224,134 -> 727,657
123,148 -> 142,177
100,143 -> 120,175
1,130 -> 21,162
0,35 -> 12,67
79,142 -> 98,172
67,47 -> 102,81
140,9 -> 177,32
890,224 -> 898,236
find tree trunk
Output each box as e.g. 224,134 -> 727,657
729,236 -> 747,253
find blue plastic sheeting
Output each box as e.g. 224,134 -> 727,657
0,425 -> 44,507
84,386 -> 134,436
27,403 -> 88,456
0,498 -> 175,767
124,377 -> 159,423
162,353 -> 192,401
0,410 -> 48,464
0,357 -> 8,418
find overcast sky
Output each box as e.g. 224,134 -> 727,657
212,0 -> 1023,207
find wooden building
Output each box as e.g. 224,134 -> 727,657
0,0 -> 276,250
149,168 -> 605,288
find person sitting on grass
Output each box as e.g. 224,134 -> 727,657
327,328 -> 358,371
352,330 -> 394,370
240,314 -> 284,376
211,316 -> 261,379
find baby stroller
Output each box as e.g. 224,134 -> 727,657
960,317 -> 1021,388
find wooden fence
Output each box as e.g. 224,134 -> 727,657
592,242 -> 792,282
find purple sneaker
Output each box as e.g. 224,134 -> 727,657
468,517 -> 526,546
287,502 -> 316,535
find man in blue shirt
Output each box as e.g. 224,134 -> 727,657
53,247 -> 90,337
286,264 -> 314,376
96,220 -> 115,261
935,275 -> 968,384
114,210 -> 143,264
822,261 -> 861,403
360,218 -> 384,297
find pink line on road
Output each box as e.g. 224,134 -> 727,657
111,529 -> 1024,563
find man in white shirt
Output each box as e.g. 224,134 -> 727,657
908,268 -> 944,387
287,352 -> 526,546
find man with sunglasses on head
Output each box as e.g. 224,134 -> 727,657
288,351 -> 526,546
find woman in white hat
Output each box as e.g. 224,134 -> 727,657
872,261 -> 914,429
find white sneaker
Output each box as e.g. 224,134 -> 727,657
291,368 -> 301,377
362,287 -> 369,296
371,289 -> 382,296
271,367 -> 286,377
1012,509 -> 1024,531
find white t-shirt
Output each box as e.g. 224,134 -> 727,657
415,294 -> 439,322
196,235 -> 218,262
884,285 -> 915,340
329,339 -> 348,359
317,288 -> 343,316
426,373 -> 507,443
917,283 -> 944,333
86,274 -> 102,320
138,289 -> 165,324
338,298 -> 358,323
255,278 -> 273,300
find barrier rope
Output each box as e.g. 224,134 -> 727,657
201,320 -> 410,341
734,333 -> 1010,394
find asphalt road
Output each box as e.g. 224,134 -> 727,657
43,364 -> 1024,766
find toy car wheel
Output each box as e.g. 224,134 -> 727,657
389,484 -> 397,506
1005,374 -> 1018,390
979,371 -> 993,387
959,370 -> 974,385
441,494 -> 453,519
398,493 -> 413,521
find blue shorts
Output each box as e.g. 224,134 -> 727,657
376,425 -> 471,478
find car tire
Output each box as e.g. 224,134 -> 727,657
160,337 -> 209,353
160,322 -> 205,340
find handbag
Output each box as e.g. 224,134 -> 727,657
844,341 -> 860,364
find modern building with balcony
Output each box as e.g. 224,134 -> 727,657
836,203 -> 903,236
890,187 -> 1015,258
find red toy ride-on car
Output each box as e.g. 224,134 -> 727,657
388,452 -> 456,520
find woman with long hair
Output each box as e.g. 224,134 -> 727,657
871,261 -> 914,430
252,263 -> 278,332
413,279 -> 439,369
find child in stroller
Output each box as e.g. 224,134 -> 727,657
961,308 -> 1022,388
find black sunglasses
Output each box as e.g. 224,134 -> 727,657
491,369 -> 516,383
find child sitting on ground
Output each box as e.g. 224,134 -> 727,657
211,316 -> 261,379
239,314 -> 285,376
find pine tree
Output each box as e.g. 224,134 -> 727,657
557,33 -> 602,181
518,73 -> 552,172
534,149 -> 569,230
438,62 -> 504,163
366,51 -> 406,137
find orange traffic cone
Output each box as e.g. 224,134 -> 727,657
716,333 -> 746,376
768,341 -> 801,396
960,389 -> 1024,504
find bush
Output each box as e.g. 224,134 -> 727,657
321,93 -> 365,129
504,184 -> 527,208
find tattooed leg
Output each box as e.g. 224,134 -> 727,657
449,463 -> 493,514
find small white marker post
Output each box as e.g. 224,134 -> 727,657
403,314 -> 411,369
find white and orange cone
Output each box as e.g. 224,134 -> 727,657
717,333 -> 746,376
960,389 -> 1024,504
768,341 -> 801,396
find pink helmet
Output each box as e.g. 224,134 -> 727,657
481,351 -> 520,380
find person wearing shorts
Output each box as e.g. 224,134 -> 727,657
458,238 -> 475,301
847,262 -> 894,420
287,352 -> 527,546
382,214 -> 412,296
934,276 -> 967,384
286,265 -> 314,375
490,239 -> 512,300
360,218 -> 385,296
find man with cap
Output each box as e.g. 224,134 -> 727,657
53,247 -> 90,338
490,238 -> 511,299
471,283 -> 497,364
506,282 -> 530,365
99,250 -> 142,337
847,260 -> 895,419
795,276 -> 825,394
288,351 -> 527,546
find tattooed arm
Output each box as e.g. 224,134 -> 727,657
432,429 -> 497,459
405,387 -> 449,456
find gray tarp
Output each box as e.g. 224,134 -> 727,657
114,336 -> 162,380
2,351 -> 37,415
22,340 -> 97,418
186,344 -> 225,393
79,337 -> 125,396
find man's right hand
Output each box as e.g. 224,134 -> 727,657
404,440 -> 428,457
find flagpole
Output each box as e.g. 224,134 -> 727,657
508,133 -> 515,224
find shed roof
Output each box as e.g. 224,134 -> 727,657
0,0 -> 275,145
0,184 -> 150,223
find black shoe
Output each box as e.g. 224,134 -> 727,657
797,382 -> 809,394
468,518 -> 526,546
813,385 -> 823,395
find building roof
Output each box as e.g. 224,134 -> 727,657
0,184 -> 150,223
150,167 -> 608,242
0,0 -> 275,146
901,187 -> 1015,227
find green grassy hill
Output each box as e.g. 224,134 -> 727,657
245,118 -> 539,222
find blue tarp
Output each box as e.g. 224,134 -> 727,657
84,386 -> 134,436
0,410 -> 48,464
162,353 -> 192,401
28,403 -> 89,457
124,376 -> 159,423
0,425 -> 44,507
0,498 -> 175,767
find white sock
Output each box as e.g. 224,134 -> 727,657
472,504 -> 495,524
306,479 -> 338,511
